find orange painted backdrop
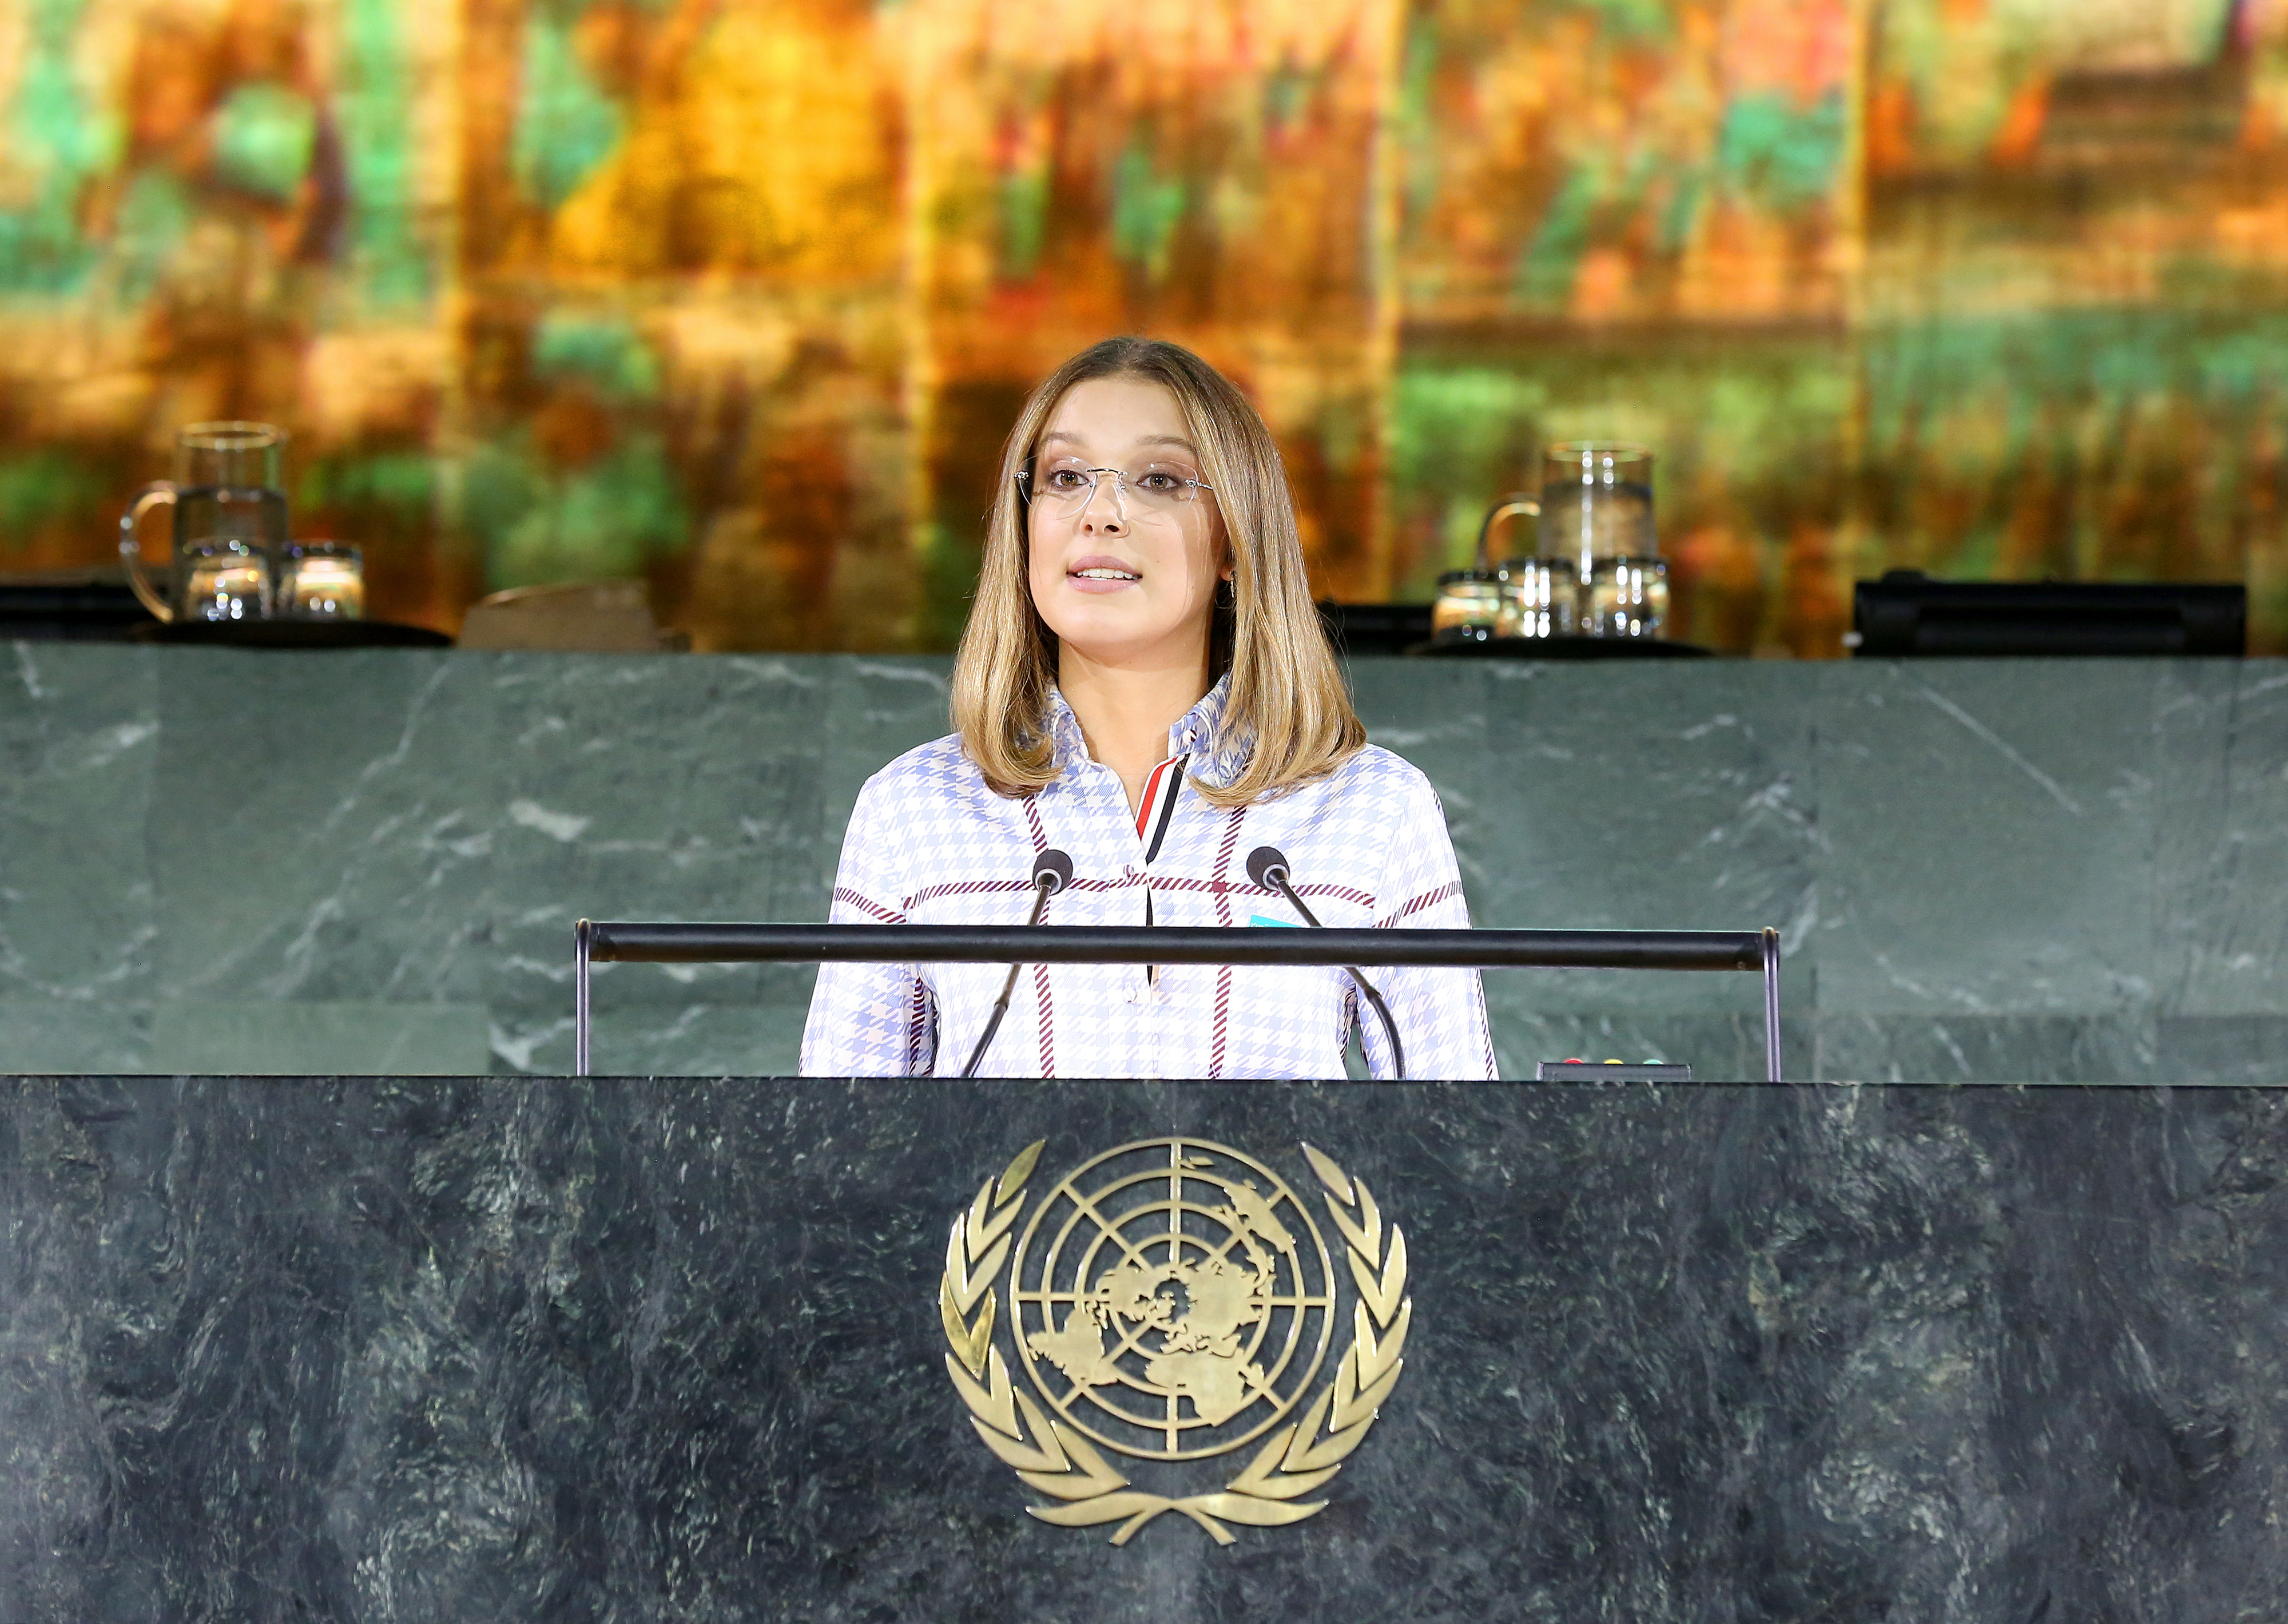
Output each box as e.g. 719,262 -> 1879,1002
0,0 -> 2281,652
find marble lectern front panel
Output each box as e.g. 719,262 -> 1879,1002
2,1075 -> 2284,1623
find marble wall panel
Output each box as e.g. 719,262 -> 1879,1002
2156,1017 -> 2288,1087
1816,661 -> 2162,1019
147,999 -> 493,1075
1464,661 -> 1818,1017
483,655 -> 832,1074
2,650 -> 2284,1082
0,998 -> 152,1073
1814,1012 -> 2161,1085
148,650 -> 499,1007
2155,663 -> 2288,1019
0,644 -> 157,1003
581,1000 -> 811,1078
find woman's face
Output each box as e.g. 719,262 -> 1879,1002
1026,375 -> 1228,672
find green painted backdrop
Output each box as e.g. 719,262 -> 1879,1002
0,0 -> 2281,652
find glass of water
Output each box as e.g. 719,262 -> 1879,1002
180,541 -> 272,621
1498,556 -> 1577,638
279,542 -> 366,619
1432,570 -> 1506,642
1579,555 -> 1670,639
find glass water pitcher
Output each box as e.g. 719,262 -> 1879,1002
120,423 -> 290,622
1540,442 -> 1668,639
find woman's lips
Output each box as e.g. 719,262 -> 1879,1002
1066,556 -> 1141,594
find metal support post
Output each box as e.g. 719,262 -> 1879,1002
575,918 -> 593,1078
1761,926 -> 1782,1083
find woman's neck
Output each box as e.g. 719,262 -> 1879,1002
1058,647 -> 1212,817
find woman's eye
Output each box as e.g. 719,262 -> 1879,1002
1044,468 -> 1091,491
1137,472 -> 1180,491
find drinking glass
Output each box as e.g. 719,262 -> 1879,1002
1579,556 -> 1669,640
178,541 -> 273,621
1497,557 -> 1578,638
1432,570 -> 1504,642
279,542 -> 365,619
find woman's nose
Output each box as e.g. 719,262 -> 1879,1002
1078,483 -> 1126,532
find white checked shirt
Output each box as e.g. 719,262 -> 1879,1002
800,678 -> 1495,1080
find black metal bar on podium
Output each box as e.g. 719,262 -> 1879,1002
569,922 -> 1785,1081
586,923 -> 1767,970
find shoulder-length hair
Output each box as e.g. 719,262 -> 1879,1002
950,337 -> 1365,808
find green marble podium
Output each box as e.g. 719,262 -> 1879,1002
5,1072 -> 2283,1622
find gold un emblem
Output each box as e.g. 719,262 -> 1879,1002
939,1136 -> 1412,1544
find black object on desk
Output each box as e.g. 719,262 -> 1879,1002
1318,602 -> 1716,659
1407,633 -> 1714,659
1318,599 -> 1433,656
1853,572 -> 2246,657
131,619 -> 454,649
0,576 -> 157,640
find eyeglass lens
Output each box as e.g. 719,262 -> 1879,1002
1030,459 -> 1207,511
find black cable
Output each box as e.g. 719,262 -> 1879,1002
1260,863 -> 1406,1081
959,886 -> 1046,1078
960,852 -> 1072,1079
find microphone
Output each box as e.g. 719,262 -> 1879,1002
1246,846 -> 1407,1080
1031,849 -> 1074,896
961,848 -> 1073,1078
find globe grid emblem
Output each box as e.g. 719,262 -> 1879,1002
943,1135 -> 1415,1542
1010,1137 -> 1337,1462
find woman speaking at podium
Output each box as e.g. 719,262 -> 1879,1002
801,338 -> 1495,1080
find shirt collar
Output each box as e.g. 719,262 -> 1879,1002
1044,689 -> 1090,774
1043,674 -> 1248,787
1174,674 -> 1248,787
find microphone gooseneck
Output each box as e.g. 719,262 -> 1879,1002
1244,845 -> 1407,1080
962,848 -> 1073,1079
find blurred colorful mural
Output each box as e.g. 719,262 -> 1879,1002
0,0 -> 2283,652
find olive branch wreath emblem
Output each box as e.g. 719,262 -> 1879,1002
939,1139 -> 1411,1546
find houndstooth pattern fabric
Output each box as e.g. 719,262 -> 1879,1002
800,678 -> 1496,1081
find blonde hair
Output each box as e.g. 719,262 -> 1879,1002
950,337 -> 1366,808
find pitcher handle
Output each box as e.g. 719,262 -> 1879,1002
120,482 -> 177,623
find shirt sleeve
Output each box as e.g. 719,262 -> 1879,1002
1360,776 -> 1496,1081
800,775 -> 938,1077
